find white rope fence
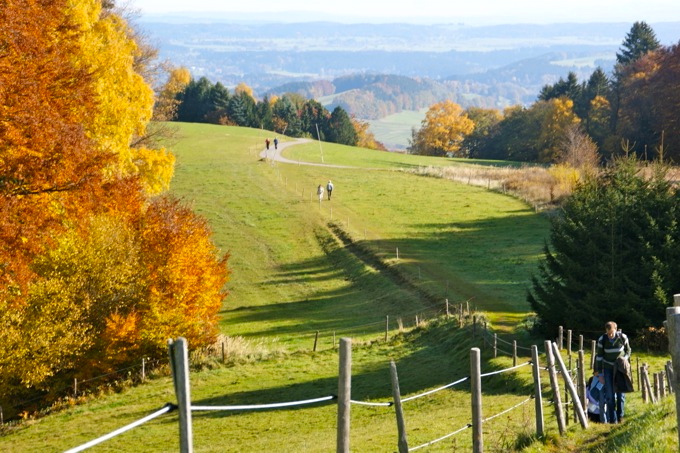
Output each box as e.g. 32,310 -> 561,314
402,376 -> 470,403
191,395 -> 336,411
480,361 -> 531,377
63,403 -> 174,453
408,423 -> 472,451
482,396 -> 533,423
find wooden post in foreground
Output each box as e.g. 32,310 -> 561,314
545,340 -> 565,435
337,338 -> 352,453
531,345 -> 544,437
390,361 -> 409,453
577,351 -> 587,413
471,348 -> 483,453
168,337 -> 193,453
666,293 -> 680,447
551,342 -> 588,429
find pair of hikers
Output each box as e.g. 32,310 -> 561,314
317,180 -> 333,201
264,137 -> 278,150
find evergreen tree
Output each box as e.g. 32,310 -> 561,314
528,156 -> 680,335
616,21 -> 661,66
256,97 -> 274,130
538,72 -> 581,103
325,106 -> 358,146
176,77 -> 213,122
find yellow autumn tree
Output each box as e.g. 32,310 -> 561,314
235,82 -> 256,100
351,117 -> 387,151
67,0 -> 174,195
412,100 -> 474,156
537,97 -> 581,163
153,66 -> 191,121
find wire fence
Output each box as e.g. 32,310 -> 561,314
17,317 -> 662,452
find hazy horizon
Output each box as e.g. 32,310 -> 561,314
130,0 -> 680,25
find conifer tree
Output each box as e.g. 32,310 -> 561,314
528,156 -> 680,335
616,21 -> 661,66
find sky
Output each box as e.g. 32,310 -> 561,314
130,0 -> 680,24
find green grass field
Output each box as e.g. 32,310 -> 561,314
2,122 -> 676,452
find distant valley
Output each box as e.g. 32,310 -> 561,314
140,20 -> 680,149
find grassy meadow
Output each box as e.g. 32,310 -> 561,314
2,122 -> 677,452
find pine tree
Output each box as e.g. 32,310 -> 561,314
616,21 -> 661,66
528,156 -> 680,335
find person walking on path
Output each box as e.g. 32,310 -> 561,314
326,180 -> 334,200
317,184 -> 324,202
265,138 -> 270,150
274,137 -> 278,150
595,321 -> 631,424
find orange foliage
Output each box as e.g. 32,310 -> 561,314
0,0 -> 231,406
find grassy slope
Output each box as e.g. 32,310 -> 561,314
2,123 -> 675,452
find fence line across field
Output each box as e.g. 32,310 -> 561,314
50,294 -> 680,452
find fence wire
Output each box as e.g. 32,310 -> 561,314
191,395 -> 336,411
63,403 -> 174,453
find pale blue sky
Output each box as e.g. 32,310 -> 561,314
130,0 -> 680,24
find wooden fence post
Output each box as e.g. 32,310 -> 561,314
666,294 -> 680,446
142,358 -> 146,382
531,345 -> 544,437
637,357 -> 640,392
579,334 -> 584,353
471,348 -> 483,453
445,299 -> 449,317
577,351 -> 587,414
493,333 -> 497,358
590,340 -> 596,370
544,340 -> 566,435
313,331 -> 319,352
473,315 -> 477,338
666,361 -> 674,394
551,342 -> 588,429
390,361 -> 409,453
660,371 -> 667,399
513,341 -> 517,368
567,330 -> 572,357
222,342 -> 226,363
558,326 -> 564,350
74,378 -> 78,398
641,365 -> 648,403
337,338 -> 352,453
168,337 -> 193,453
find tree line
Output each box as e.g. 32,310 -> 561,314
156,74 -> 386,150
410,22 -> 680,165
0,0 -> 228,415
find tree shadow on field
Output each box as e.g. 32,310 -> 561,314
222,208 -> 546,340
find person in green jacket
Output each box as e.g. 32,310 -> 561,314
595,321 -> 631,423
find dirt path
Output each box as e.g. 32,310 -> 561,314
259,138 -> 357,168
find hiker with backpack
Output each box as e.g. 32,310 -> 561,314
595,321 -> 633,423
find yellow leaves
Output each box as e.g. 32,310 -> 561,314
549,163 -> 581,193
538,97 -> 581,163
68,0 -> 154,176
235,82 -> 255,100
132,147 -> 176,196
418,100 -> 474,156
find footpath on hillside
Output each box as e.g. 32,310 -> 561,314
259,138 -> 357,168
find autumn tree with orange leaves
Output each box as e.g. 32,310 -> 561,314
0,0 -> 229,412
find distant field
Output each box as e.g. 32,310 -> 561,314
283,139 -> 524,169
368,108 -> 426,150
